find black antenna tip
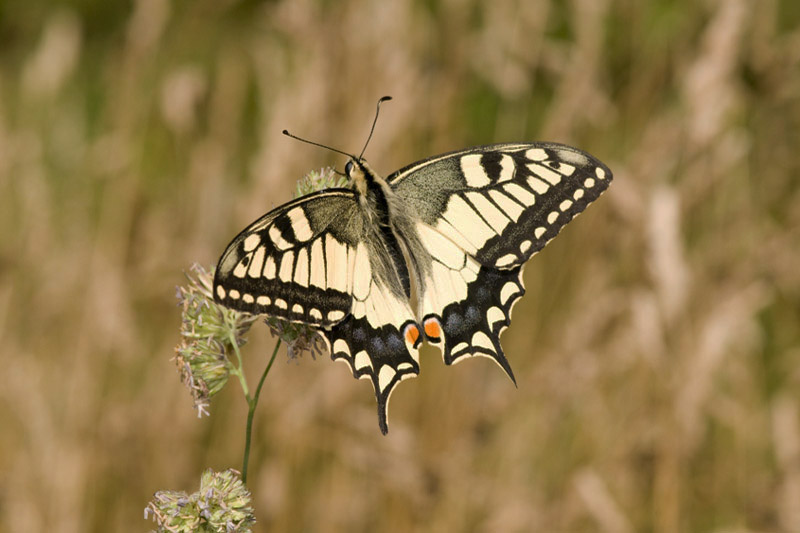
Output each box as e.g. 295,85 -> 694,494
358,96 -> 392,160
281,128 -> 353,158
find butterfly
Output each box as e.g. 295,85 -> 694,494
214,98 -> 612,434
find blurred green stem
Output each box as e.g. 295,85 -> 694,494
241,341 -> 280,484
228,326 -> 249,398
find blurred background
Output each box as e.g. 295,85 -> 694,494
2,0 -> 799,531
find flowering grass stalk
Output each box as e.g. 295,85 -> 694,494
147,168 -> 340,531
145,469 -> 255,533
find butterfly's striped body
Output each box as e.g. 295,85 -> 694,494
215,142 -> 612,433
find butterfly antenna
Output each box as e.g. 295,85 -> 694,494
359,96 -> 392,160
282,130 -> 353,159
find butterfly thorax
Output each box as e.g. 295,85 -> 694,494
346,157 -> 419,301
346,158 -> 390,220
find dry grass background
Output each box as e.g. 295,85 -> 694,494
1,0 -> 799,531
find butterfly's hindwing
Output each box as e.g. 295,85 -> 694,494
214,190 -> 364,327
323,303 -> 421,434
411,220 -> 525,378
318,231 -> 423,434
425,265 -> 524,378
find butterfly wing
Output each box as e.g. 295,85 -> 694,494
323,237 -> 423,434
214,189 -> 421,433
214,189 -> 364,326
389,142 -> 612,373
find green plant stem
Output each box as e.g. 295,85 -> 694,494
228,326 -> 250,399
242,340 -> 281,484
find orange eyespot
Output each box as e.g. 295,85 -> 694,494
424,318 -> 441,340
404,324 -> 420,345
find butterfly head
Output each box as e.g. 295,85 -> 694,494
345,157 -> 376,197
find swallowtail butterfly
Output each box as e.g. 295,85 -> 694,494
214,99 -> 612,434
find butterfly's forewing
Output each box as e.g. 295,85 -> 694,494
390,143 -> 613,268
214,190 -> 363,326
389,143 -> 612,370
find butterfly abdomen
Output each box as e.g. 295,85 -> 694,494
361,171 -> 412,300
